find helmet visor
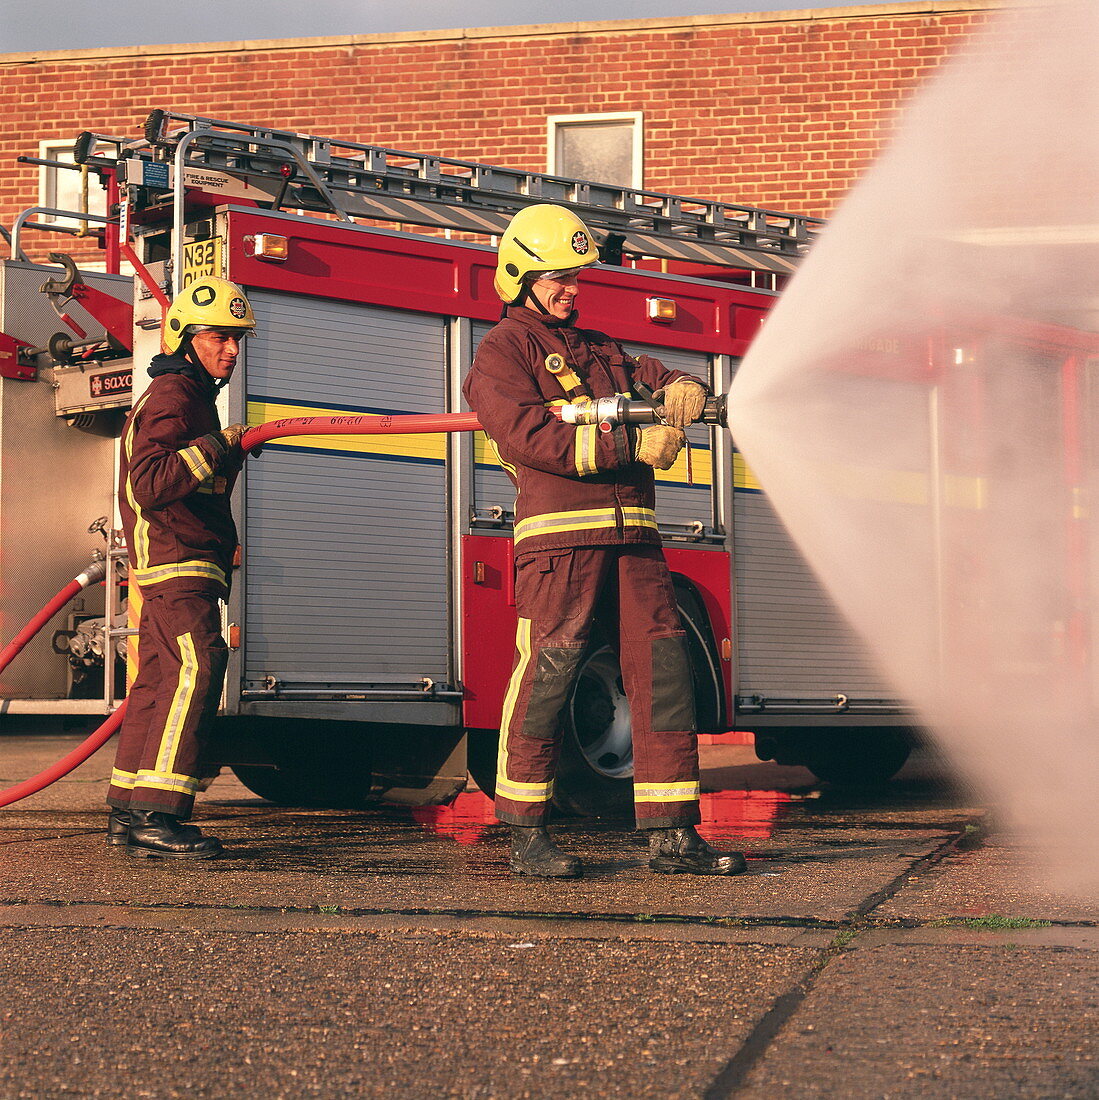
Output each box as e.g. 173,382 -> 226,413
533,267 -> 587,283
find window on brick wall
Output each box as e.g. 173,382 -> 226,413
547,112 -> 643,188
38,139 -> 108,229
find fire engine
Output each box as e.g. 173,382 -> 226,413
0,109 -> 920,811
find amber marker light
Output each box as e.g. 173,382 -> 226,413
246,234 -> 290,262
647,297 -> 677,323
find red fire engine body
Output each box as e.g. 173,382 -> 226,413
0,111 -> 933,809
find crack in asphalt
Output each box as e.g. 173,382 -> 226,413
701,822 -> 982,1098
0,902 -> 1092,930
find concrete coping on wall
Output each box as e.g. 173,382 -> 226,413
0,2 -> 1008,66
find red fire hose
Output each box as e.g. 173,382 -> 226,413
0,559 -> 125,809
0,559 -> 107,674
239,410 -> 482,452
0,411 -> 484,808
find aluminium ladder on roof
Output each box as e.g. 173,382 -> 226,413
77,108 -> 823,279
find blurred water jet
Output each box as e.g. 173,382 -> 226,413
729,0 -> 1099,896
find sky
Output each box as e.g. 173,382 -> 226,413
1,0 -> 858,53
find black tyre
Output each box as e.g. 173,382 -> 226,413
797,728 -> 912,786
229,722 -> 373,807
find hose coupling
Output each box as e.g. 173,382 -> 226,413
553,396 -> 627,426
76,556 -> 108,589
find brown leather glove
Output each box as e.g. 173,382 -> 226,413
218,423 -> 248,449
653,378 -> 707,428
635,424 -> 686,470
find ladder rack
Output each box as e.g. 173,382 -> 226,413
81,108 -> 823,277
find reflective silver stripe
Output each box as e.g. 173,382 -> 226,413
514,508 -> 618,543
621,506 -> 658,526
496,777 -> 554,802
513,506 -> 658,545
133,560 -> 227,587
132,770 -> 202,796
178,444 -> 214,482
634,781 -> 701,803
574,423 -> 599,477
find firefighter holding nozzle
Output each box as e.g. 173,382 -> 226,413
105,278 -> 257,859
464,204 -> 746,878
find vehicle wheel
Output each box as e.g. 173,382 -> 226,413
554,642 -> 635,817
798,728 -> 912,786
230,724 -> 373,807
554,591 -> 723,818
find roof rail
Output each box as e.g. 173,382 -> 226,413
88,109 -> 824,276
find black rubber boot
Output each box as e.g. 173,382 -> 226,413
106,808 -> 132,847
647,825 -> 746,876
126,811 -> 224,860
510,826 -> 582,878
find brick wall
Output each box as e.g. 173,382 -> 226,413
0,2 -> 1002,263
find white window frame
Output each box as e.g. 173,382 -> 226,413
38,139 -> 108,228
546,111 -> 644,189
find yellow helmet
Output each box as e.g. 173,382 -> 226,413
494,204 -> 600,304
164,277 -> 256,354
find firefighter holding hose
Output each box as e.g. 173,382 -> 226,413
105,277 -> 256,859
463,204 -> 746,878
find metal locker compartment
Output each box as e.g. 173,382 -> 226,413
732,371 -> 917,704
625,342 -> 715,537
239,291 -> 450,690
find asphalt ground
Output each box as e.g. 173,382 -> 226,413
0,735 -> 1096,1099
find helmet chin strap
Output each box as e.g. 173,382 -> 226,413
519,281 -> 550,316
178,334 -> 227,388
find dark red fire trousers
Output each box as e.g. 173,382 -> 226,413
496,543 -> 701,829
107,589 -> 228,818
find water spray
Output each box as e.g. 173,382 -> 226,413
728,0 -> 1099,897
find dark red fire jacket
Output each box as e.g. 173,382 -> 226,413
463,305 -> 705,555
118,355 -> 242,599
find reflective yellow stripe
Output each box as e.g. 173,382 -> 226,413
574,423 -> 599,477
497,777 -> 554,802
513,506 -> 658,545
486,435 -> 517,478
157,632 -> 200,776
132,561 -> 227,588
178,443 -> 214,482
634,781 -> 701,803
126,580 -> 143,690
110,768 -> 139,788
123,391 -> 155,572
498,618 -> 530,756
496,618 -> 553,804
514,508 -> 617,543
